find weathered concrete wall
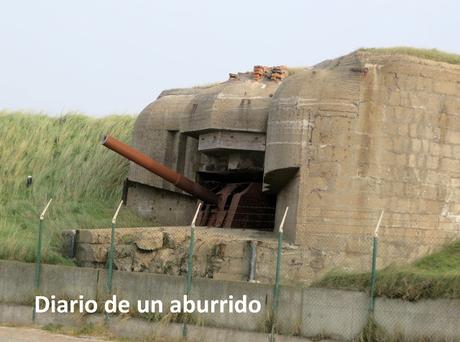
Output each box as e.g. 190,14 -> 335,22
128,73 -> 280,192
375,297 -> 460,340
118,51 -> 460,285
176,76 -> 280,135
0,304 -> 316,342
126,92 -> 201,222
1,260 -> 459,341
126,73 -> 280,224
264,51 -> 460,276
0,260 -> 98,304
129,92 -> 199,191
75,227 -> 306,284
126,182 -> 196,225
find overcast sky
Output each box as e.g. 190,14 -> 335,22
1,0 -> 459,116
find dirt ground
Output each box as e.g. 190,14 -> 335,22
0,326 -> 112,342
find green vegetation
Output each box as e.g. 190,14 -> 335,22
354,318 -> 398,342
313,239 -> 460,301
0,111 -> 149,264
360,47 -> 460,65
42,323 -> 118,340
41,322 -> 182,341
353,316 -> 450,342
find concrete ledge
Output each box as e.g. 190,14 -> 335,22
0,261 -> 98,304
301,288 -> 368,340
0,261 -> 35,304
0,303 -> 320,342
190,276 -> 273,332
0,303 -> 87,327
375,297 -> 460,340
1,260 -> 459,341
97,268 -> 185,305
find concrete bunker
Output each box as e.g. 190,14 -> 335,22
123,68 -> 287,233
75,51 -> 460,284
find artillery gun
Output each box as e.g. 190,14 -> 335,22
102,135 -> 275,230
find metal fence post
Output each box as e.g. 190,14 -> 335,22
107,201 -> 123,302
182,203 -> 202,338
369,210 -> 384,315
33,198 -> 53,322
270,207 -> 289,342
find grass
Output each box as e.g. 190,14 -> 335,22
353,317 -> 454,342
0,111 -> 150,264
360,47 -> 460,65
313,239 -> 460,301
42,322 -> 178,341
42,323 -> 108,337
134,311 -> 199,326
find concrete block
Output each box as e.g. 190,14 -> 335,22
97,269 -> 185,311
198,131 -> 266,152
0,304 -> 33,326
375,297 -> 460,340
0,261 -> 35,304
276,286 -> 303,335
40,263 -> 99,300
134,231 -> 163,251
0,261 -> 99,304
300,288 -> 368,340
190,277 -> 272,332
76,243 -> 108,263
61,230 -> 76,258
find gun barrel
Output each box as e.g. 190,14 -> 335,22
102,135 -> 219,205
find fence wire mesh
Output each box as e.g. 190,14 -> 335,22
50,204 -> 460,341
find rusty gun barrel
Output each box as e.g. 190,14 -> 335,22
102,135 -> 219,205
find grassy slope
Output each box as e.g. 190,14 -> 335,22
313,240 -> 460,300
360,46 -> 460,64
0,111 -> 149,264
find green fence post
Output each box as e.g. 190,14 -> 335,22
369,210 -> 384,315
182,203 -> 202,339
270,207 -> 289,342
33,198 -> 53,322
106,200 -> 123,320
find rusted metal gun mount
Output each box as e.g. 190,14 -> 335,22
196,182 -> 275,230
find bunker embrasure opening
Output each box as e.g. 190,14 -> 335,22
104,130 -> 277,231
106,70 -> 288,233
195,136 -> 276,230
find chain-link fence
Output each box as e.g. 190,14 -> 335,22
31,200 -> 460,341
272,207 -> 459,342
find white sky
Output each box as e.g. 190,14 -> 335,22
1,0 -> 459,116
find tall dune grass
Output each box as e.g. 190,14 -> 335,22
0,111 -> 149,264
